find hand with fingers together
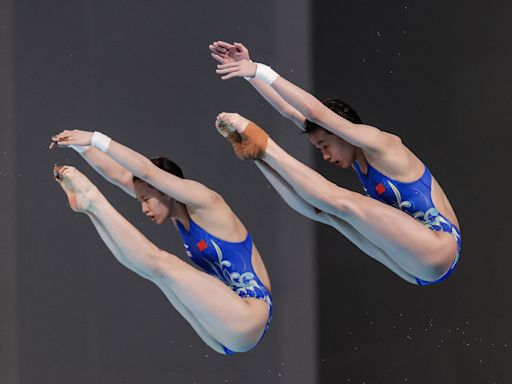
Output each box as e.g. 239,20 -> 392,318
209,41 -> 250,64
216,59 -> 257,80
50,129 -> 93,149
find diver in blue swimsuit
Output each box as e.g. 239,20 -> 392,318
210,41 -> 461,285
50,128 -> 272,354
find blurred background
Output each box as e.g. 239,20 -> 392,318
1,0 -> 511,383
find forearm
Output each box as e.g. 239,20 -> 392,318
99,136 -> 217,208
76,146 -> 135,197
269,72 -> 384,150
270,76 -> 324,122
81,147 -> 130,181
248,78 -> 306,129
253,64 -> 364,144
104,140 -> 152,181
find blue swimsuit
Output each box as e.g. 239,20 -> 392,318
353,161 -> 461,286
176,218 -> 272,354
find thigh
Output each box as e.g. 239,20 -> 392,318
339,192 -> 458,280
326,214 -> 418,284
154,253 -> 271,351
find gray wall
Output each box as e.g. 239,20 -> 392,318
313,1 -> 512,383
1,1 -> 316,383
0,0 -> 18,383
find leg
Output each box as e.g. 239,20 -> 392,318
255,160 -> 417,283
55,166 -> 269,352
260,142 -> 456,281
88,214 -> 225,353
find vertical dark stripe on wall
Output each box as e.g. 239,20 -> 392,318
274,2 -> 318,383
0,0 -> 18,382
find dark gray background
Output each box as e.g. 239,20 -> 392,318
1,0 -> 512,383
313,1 -> 512,383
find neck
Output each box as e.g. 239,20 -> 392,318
171,202 -> 189,224
352,147 -> 366,167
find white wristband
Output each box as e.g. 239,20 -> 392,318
91,131 -> 111,152
69,144 -> 89,154
254,63 -> 279,85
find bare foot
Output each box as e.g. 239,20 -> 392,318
53,165 -> 99,212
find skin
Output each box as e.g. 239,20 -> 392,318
51,131 -> 271,353
210,42 -> 460,284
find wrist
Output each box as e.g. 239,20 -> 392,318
254,63 -> 279,85
91,131 -> 111,152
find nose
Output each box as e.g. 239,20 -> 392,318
322,151 -> 331,161
141,201 -> 149,214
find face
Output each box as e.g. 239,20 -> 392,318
307,128 -> 357,168
134,181 -> 173,224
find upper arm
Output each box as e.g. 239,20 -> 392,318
145,165 -> 220,209
115,171 -> 136,198
310,105 -> 393,153
250,79 -> 306,129
81,147 -> 136,197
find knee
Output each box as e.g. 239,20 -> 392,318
415,251 -> 456,282
221,314 -> 267,353
143,249 -> 177,279
222,327 -> 261,354
333,190 -> 361,217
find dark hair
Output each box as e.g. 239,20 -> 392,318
132,156 -> 184,184
303,98 -> 362,133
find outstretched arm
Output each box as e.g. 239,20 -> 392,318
72,146 -> 136,197
209,41 -> 305,129
215,53 -> 393,153
51,130 -> 219,210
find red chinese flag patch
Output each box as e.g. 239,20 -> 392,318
375,182 -> 386,195
196,239 -> 208,252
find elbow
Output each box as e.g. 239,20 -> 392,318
303,103 -> 325,124
137,159 -> 154,181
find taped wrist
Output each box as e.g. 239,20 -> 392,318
254,63 -> 279,85
91,131 -> 111,152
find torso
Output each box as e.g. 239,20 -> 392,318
356,139 -> 459,229
173,203 -> 271,294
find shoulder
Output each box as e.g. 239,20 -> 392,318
362,125 -> 403,154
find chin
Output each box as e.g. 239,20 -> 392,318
332,161 -> 349,169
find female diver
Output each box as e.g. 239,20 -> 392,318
50,129 -> 272,354
210,41 -> 461,286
